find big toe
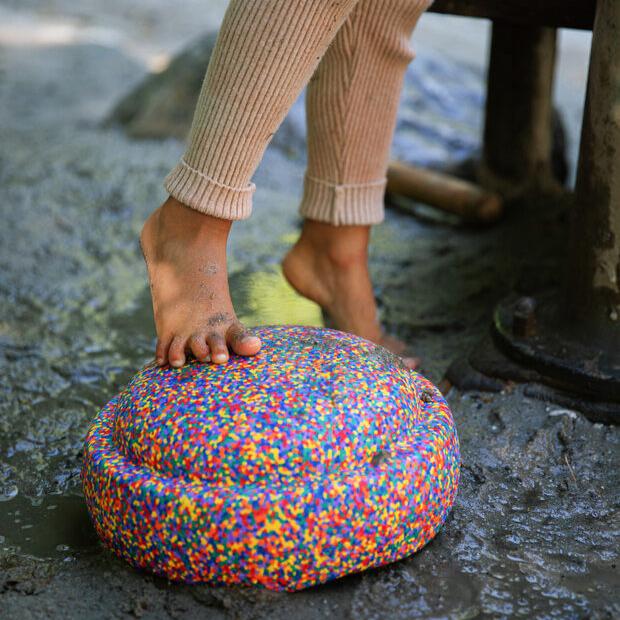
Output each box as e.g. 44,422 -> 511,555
402,356 -> 421,371
379,334 -> 419,370
227,323 -> 262,357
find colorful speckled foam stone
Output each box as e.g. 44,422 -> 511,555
82,326 -> 460,591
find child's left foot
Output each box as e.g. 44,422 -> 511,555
282,220 -> 419,369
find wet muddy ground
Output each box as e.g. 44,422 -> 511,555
1,3 -> 618,619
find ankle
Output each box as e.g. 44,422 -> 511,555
298,219 -> 370,269
160,196 -> 233,239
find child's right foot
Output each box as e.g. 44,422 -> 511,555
140,197 -> 261,368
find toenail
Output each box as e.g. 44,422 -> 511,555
213,353 -> 227,362
156,357 -> 164,366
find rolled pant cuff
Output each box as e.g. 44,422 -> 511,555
299,174 -> 386,226
164,159 -> 255,221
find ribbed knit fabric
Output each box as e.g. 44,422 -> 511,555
301,0 -> 432,225
165,0 -> 432,224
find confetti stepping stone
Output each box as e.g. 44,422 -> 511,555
82,326 -> 460,591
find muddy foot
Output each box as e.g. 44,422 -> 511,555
140,196 -> 261,367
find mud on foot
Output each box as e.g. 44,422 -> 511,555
140,196 -> 261,367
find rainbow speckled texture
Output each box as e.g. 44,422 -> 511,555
82,326 -> 460,591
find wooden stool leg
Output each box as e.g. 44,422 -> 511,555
568,0 -> 620,348
481,23 -> 558,194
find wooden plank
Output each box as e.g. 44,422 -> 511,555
428,0 -> 595,30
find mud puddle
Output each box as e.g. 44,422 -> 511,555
1,493 -> 98,560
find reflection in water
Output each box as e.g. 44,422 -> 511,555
0,493 -> 99,559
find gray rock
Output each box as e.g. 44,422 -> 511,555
106,32 -> 219,140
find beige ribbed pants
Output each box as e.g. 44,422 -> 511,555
165,0 -> 431,226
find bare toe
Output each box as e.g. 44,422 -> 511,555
168,336 -> 187,368
207,333 -> 229,364
226,323 -> 262,357
379,334 -> 420,369
155,337 -> 171,366
189,334 -> 210,362
402,356 -> 421,371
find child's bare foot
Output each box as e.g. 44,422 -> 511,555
140,197 -> 261,367
282,220 -> 419,369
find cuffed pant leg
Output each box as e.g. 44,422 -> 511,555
301,0 -> 433,226
165,0 -> 362,220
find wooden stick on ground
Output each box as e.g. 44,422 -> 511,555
386,161 -> 504,224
